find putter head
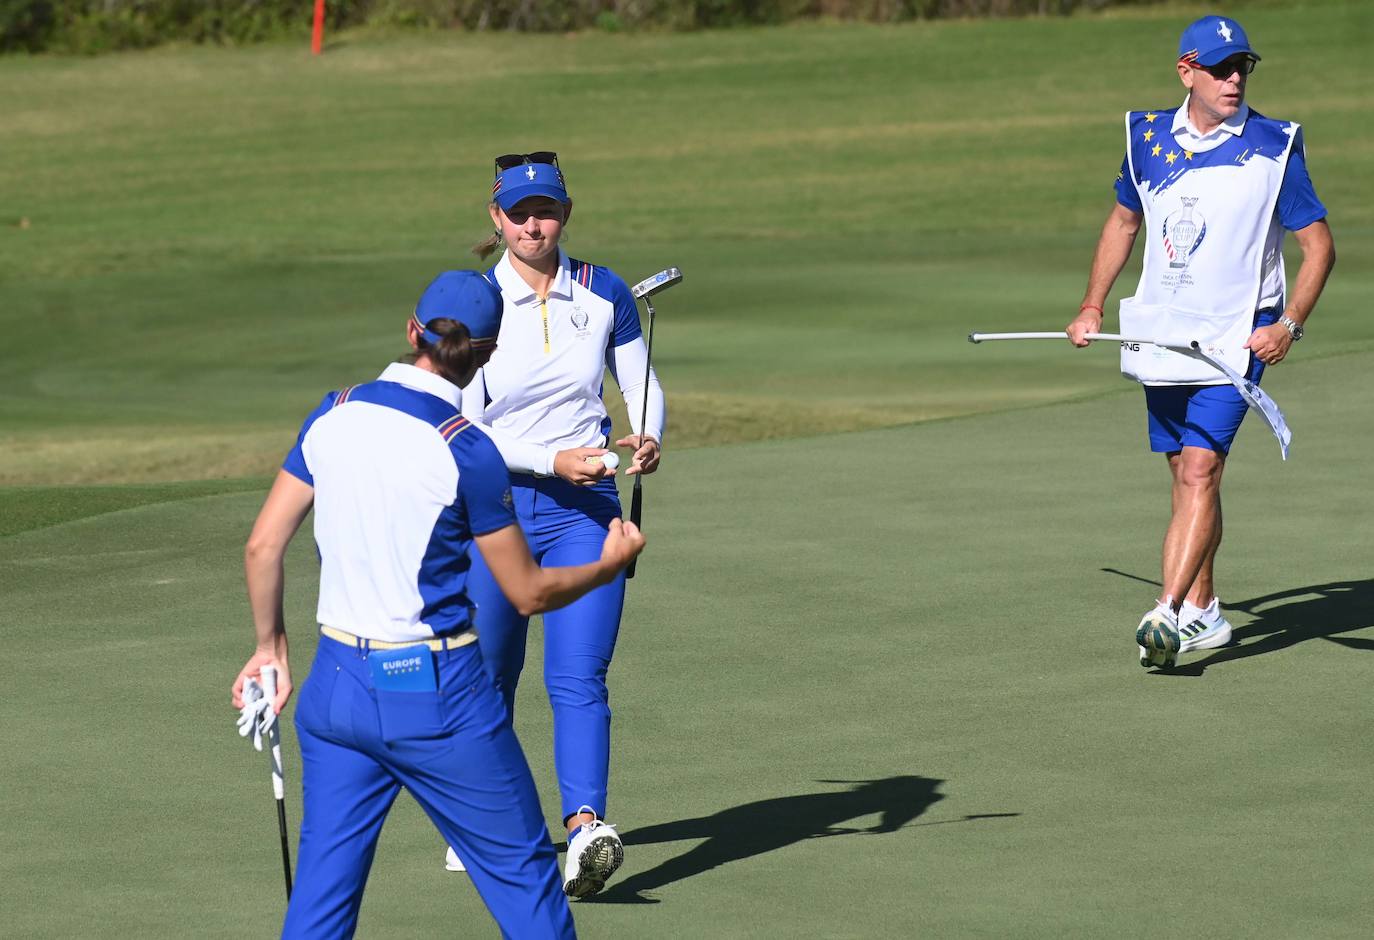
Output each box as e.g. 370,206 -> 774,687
631,267 -> 683,300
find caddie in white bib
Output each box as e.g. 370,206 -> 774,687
1063,13 -> 1335,672
1117,101 -> 1297,385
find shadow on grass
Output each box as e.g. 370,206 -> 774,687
1102,571 -> 1374,676
583,776 -> 1012,904
1169,579 -> 1374,676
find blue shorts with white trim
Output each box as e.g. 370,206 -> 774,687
1144,309 -> 1279,455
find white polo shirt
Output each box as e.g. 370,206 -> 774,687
1170,97 -> 1250,154
462,250 -> 665,476
283,363 -> 516,642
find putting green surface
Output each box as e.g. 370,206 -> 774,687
3,2 -> 1373,937
4,350 -> 1373,938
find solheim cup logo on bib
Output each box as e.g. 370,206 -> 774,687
1162,197 -> 1206,270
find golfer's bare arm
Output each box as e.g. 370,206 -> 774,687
237,470 -> 314,709
1067,203 -> 1144,346
474,520 -> 643,618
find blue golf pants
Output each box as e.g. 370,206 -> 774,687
281,636 -> 575,940
468,475 -> 626,822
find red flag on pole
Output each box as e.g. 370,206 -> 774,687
311,0 -> 326,56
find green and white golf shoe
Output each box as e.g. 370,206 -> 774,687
1136,603 -> 1181,669
1178,598 -> 1233,653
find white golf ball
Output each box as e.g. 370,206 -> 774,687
585,452 -> 619,471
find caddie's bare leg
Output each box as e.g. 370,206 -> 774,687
1161,446 -> 1225,608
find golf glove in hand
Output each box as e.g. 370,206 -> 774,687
236,677 -> 277,751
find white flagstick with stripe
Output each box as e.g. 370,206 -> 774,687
1183,341 -> 1292,459
968,331 -> 1154,344
968,331 -> 1292,459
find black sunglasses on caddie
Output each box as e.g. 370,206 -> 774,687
1186,54 -> 1257,80
494,152 -> 560,178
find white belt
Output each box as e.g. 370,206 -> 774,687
319,625 -> 478,652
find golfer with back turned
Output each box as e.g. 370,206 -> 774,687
1064,14 -> 1335,667
231,270 -> 643,937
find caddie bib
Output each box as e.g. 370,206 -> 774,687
1118,105 -> 1296,385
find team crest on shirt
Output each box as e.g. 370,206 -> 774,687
502,488 -> 513,508
1161,197 -> 1207,272
570,306 -> 590,339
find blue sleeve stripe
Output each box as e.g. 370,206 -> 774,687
282,463 -> 313,485
1114,155 -> 1142,212
282,390 -> 339,485
573,258 -> 594,289
452,429 -> 519,536
1276,128 -> 1327,231
438,415 -> 471,442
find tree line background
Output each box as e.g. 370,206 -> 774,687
3,0 -> 1156,53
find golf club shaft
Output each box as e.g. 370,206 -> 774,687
277,799 -> 293,898
260,666 -> 293,900
626,296 -> 657,580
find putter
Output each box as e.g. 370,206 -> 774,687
260,665 -> 293,899
625,267 -> 682,579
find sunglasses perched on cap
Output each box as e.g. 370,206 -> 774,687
1184,54 -> 1258,80
494,152 -> 560,177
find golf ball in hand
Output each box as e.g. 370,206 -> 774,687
587,452 -> 619,471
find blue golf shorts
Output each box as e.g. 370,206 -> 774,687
1143,308 -> 1279,455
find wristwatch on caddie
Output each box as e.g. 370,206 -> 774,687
1278,315 -> 1304,341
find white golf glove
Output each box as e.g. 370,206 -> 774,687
236,677 -> 278,752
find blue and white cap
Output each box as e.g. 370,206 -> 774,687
1178,15 -> 1259,66
492,162 -> 570,211
412,271 -> 503,350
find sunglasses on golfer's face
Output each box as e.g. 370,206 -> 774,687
1187,55 -> 1257,80
494,151 -> 560,178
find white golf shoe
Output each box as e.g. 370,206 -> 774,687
444,846 -> 466,872
1136,602 -> 1180,669
563,807 -> 623,899
1178,598 -> 1233,653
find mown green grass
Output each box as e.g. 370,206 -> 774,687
0,477 -> 266,537
3,2 -> 1371,484
3,2 -> 1373,937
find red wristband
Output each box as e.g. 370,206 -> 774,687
1079,304 -> 1103,316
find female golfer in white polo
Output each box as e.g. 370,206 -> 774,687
440,153 -> 666,898
231,270 -> 643,938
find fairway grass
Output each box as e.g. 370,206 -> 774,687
3,2 -> 1372,483
3,349 -> 1372,938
